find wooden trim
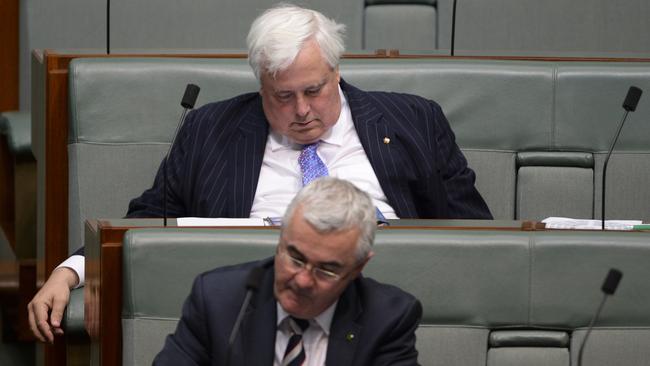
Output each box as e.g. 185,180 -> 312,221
0,138 -> 16,249
42,53 -> 70,366
0,0 -> 19,111
44,62 -> 70,273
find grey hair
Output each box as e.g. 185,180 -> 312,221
282,177 -> 376,262
246,3 -> 346,80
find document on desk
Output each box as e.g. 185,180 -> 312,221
177,217 -> 268,226
542,217 -> 642,230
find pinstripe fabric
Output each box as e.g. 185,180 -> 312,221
126,80 -> 491,221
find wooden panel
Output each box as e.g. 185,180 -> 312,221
86,220 -> 129,366
42,52 -> 71,366
44,63 -> 70,273
0,0 -> 19,111
0,138 -> 15,248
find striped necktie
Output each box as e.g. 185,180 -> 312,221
282,317 -> 310,366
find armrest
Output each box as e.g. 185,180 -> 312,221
0,110 -> 32,160
63,286 -> 86,337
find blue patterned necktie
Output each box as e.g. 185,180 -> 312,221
282,317 -> 310,366
298,142 -> 329,186
297,142 -> 386,222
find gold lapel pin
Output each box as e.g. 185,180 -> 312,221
383,137 -> 390,144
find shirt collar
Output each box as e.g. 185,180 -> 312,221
276,300 -> 338,336
268,85 -> 349,152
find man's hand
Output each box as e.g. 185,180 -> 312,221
27,267 -> 79,343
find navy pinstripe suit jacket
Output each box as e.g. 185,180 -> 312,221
126,79 -> 491,220
71,80 -> 491,256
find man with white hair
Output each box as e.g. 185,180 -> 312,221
29,4 -> 490,343
154,177 -> 422,365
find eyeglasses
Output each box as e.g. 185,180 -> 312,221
278,249 -> 342,283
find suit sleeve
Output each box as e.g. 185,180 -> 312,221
372,298 -> 423,366
153,274 -> 212,366
429,102 -> 493,219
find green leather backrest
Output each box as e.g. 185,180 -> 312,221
0,111 -> 32,159
121,228 -> 650,366
123,228 -> 650,326
67,57 -> 650,253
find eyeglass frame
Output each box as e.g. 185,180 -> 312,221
276,245 -> 360,283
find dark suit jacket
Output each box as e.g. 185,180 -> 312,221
127,79 -> 491,220
153,257 -> 423,365
73,81 -> 491,256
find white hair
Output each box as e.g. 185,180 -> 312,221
282,177 -> 376,262
246,3 -> 346,80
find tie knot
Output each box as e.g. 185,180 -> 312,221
302,142 -> 319,151
289,317 -> 310,334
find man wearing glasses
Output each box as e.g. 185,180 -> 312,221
154,177 -> 422,365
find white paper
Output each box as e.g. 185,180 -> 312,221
177,217 -> 267,227
542,217 -> 642,230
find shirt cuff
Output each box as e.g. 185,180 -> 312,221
56,255 -> 85,288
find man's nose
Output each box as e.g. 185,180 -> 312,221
295,94 -> 310,117
293,267 -> 315,289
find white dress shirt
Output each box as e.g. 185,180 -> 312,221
274,301 -> 337,366
250,85 -> 397,219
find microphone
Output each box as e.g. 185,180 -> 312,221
601,86 -> 642,230
106,0 -> 110,54
225,267 -> 264,366
577,268 -> 623,366
162,84 -> 200,226
450,0 -> 458,56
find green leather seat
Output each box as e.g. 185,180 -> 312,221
116,228 -> 650,366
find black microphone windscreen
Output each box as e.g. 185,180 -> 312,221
601,268 -> 623,295
245,267 -> 264,291
622,86 -> 642,112
181,84 -> 201,109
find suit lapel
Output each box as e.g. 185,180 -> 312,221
240,259 -> 277,365
228,96 -> 269,217
325,279 -> 363,366
342,80 -> 416,218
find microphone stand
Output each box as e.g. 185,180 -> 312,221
162,84 -> 200,226
601,110 -> 629,230
451,0 -> 458,56
106,0 -> 110,54
601,86 -> 642,230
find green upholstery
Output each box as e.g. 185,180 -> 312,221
116,228 -> 650,366
366,0 -> 437,4
455,0 -> 650,57
0,110 -> 37,260
64,57 -> 650,255
364,4 -> 438,50
0,111 -> 32,160
63,286 -> 86,337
